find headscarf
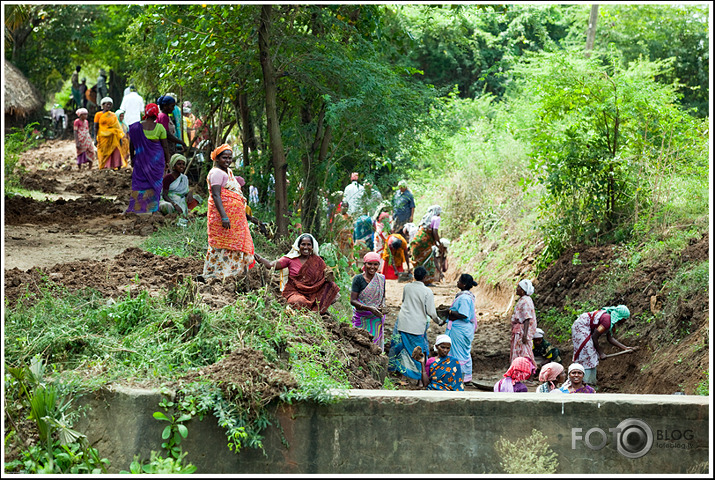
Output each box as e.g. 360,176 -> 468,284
350,172 -> 359,181
518,279 -> 534,296
286,233 -> 320,259
504,356 -> 535,383
568,363 -> 585,374
398,179 -> 408,188
602,305 -> 630,327
100,96 -> 113,106
75,108 -> 88,116
183,100 -> 192,108
419,205 -> 442,229
211,144 -> 232,161
433,334 -> 452,352
534,328 -> 544,339
538,362 -> 564,390
158,95 -> 176,106
170,154 -> 187,170
145,103 -> 159,117
363,252 -> 381,264
115,109 -> 125,119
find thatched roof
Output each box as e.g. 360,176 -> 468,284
4,58 -> 43,116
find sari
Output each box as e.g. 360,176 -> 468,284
94,110 -> 124,169
333,214 -> 354,264
126,122 -> 165,213
118,120 -> 130,168
351,273 -> 386,351
494,357 -> 533,392
387,319 -> 429,380
410,227 -> 438,283
353,214 -> 374,250
553,381 -> 596,394
282,254 -> 340,315
571,310 -> 610,369
380,233 -> 408,280
445,290 -> 477,383
425,356 -> 464,391
159,173 -> 200,215
510,295 -> 537,365
203,168 -> 255,279
73,118 -> 95,165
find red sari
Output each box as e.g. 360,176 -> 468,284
282,255 -> 339,315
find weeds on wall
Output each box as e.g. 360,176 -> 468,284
494,428 -> 558,474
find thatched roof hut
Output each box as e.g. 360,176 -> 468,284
4,58 -> 43,117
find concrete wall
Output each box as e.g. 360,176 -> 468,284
75,386 -> 709,474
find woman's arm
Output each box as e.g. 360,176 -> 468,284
521,319 -> 531,344
254,253 -> 281,270
592,326 -> 606,359
404,247 -> 412,272
350,290 -> 383,316
412,347 -> 430,387
93,122 -> 99,142
606,331 -> 630,351
210,184 -> 230,229
166,130 -> 187,150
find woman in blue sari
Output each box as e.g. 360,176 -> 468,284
445,273 -> 478,383
412,334 -> 463,391
126,103 -> 170,213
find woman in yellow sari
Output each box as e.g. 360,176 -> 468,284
93,97 -> 124,170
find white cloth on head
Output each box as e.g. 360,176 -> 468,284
419,205 -> 442,229
100,96 -> 113,105
286,234 -> 320,259
568,363 -> 585,374
434,334 -> 452,351
534,327 -> 544,339
518,279 -> 534,296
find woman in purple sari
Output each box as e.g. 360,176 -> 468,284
126,103 -> 170,214
350,252 -> 387,351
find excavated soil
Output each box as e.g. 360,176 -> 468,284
3,139 -> 710,396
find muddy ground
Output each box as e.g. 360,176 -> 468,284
3,139 -> 710,396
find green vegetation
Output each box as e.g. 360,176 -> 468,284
3,124 -> 43,190
495,429 -> 558,474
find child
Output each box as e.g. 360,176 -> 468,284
73,108 -> 95,170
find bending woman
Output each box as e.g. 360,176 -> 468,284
412,334 -> 464,391
410,205 -> 444,284
350,252 -> 387,351
445,273 -> 479,383
255,234 -> 339,315
380,232 -> 411,280
510,279 -> 537,365
494,356 -> 535,393
126,103 -> 170,213
202,144 -> 255,280
571,305 -> 632,386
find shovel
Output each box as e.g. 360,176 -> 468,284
604,347 -> 639,359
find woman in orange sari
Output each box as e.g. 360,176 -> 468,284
255,233 -> 340,315
93,97 -> 124,170
200,144 -> 255,280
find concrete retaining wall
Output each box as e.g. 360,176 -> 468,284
75,386 -> 709,474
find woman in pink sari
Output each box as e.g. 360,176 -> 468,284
494,356 -> 535,393
350,252 -> 387,351
510,279 -> 537,365
73,108 -> 95,170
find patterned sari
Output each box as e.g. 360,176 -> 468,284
126,122 -> 165,213
410,227 -> 438,283
353,215 -> 374,250
352,273 -> 386,351
510,295 -> 537,365
203,168 -> 255,279
380,233 -> 407,280
73,118 -> 95,165
426,356 -> 464,391
95,111 -> 124,169
282,254 -> 340,315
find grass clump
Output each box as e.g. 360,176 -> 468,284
494,429 -> 558,474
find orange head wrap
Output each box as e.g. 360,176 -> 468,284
211,144 -> 233,161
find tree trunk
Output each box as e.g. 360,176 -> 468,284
585,5 -> 599,58
259,5 -> 289,238
238,92 -> 258,167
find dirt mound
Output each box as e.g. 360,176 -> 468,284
64,167 -> 134,198
4,247 -> 204,307
19,171 -> 62,193
4,194 -> 124,226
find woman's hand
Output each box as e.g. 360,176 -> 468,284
412,346 -> 424,363
370,306 -> 383,317
522,333 -> 529,345
221,217 -> 231,229
598,351 -> 607,360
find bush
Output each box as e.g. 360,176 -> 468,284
495,429 -> 558,474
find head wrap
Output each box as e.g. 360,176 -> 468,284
538,362 -> 564,389
504,357 -> 535,383
158,95 -> 176,106
170,154 -> 187,169
211,144 -> 233,161
75,108 -> 88,116
363,252 -> 381,264
602,305 -> 630,327
286,233 -> 319,259
534,328 -> 544,339
145,103 -> 159,117
419,205 -> 442,228
433,334 -> 452,352
80,77 -> 86,82
100,97 -> 113,106
378,212 -> 390,222
518,279 -> 534,296
398,179 -> 408,188
115,109 -> 125,118
351,172 -> 359,181
568,363 -> 585,374
183,100 -> 192,108
183,106 -> 191,114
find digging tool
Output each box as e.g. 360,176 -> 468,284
604,347 -> 639,359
